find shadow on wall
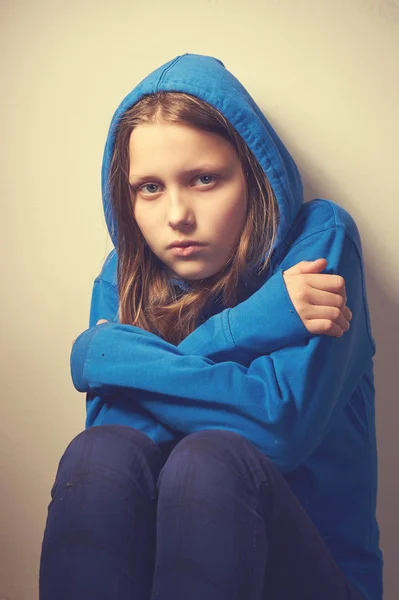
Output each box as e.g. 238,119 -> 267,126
301,154 -> 397,597
362,257 -> 398,541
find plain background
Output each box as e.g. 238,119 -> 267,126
1,0 -> 398,598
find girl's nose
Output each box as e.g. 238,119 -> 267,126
167,191 -> 195,230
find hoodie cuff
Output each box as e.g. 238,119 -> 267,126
70,325 -> 105,392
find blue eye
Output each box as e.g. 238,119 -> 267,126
195,175 -> 215,186
140,183 -> 159,194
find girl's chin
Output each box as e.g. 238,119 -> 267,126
171,264 -> 220,281
174,272 -> 215,281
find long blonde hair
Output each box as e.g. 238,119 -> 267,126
108,91 -> 279,344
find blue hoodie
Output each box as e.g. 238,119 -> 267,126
70,53 -> 383,599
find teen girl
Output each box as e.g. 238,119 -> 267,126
39,53 -> 382,600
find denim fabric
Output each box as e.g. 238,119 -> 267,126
39,425 -> 363,600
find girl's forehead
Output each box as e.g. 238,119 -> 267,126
128,121 -> 237,165
129,119 -> 223,142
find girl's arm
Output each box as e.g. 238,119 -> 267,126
71,228 -> 375,472
89,231 -> 346,367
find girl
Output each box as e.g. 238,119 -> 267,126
39,53 -> 382,600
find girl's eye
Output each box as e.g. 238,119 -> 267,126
195,174 -> 215,186
139,183 -> 160,194
136,175 -> 216,195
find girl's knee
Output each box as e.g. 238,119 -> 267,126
158,429 -> 278,502
59,425 -> 155,466
158,429 -> 254,491
70,424 -> 153,450
51,425 -> 159,498
167,428 -> 251,462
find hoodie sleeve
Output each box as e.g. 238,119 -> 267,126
89,247 -> 312,366
89,277 -> 119,328
178,268 -> 309,363
71,227 -> 375,472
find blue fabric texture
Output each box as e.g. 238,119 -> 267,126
70,53 -> 382,599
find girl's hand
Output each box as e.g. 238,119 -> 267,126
72,319 -> 109,347
282,259 -> 352,338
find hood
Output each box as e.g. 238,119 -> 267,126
101,52 -> 304,267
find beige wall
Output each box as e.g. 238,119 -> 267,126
2,0 -> 398,597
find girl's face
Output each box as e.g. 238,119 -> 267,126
129,120 -> 247,281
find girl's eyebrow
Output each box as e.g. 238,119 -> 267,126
129,163 -> 230,186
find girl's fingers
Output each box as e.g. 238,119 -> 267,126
305,273 -> 347,299
302,304 -> 350,334
305,287 -> 352,320
305,319 -> 346,338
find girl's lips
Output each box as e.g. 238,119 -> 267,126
169,244 -> 206,257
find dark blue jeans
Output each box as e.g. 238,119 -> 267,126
39,425 -> 363,599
